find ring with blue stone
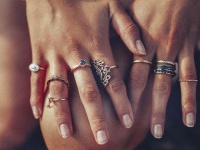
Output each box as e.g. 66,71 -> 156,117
71,59 -> 91,73
29,63 -> 45,72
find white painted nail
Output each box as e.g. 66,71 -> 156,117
122,114 -> 133,128
60,124 -> 71,138
32,106 -> 40,119
96,130 -> 108,145
154,124 -> 163,139
186,113 -> 195,127
136,40 -> 146,55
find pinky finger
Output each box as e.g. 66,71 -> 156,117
178,48 -> 197,127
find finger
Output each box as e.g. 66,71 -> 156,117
109,1 -> 146,55
69,58 -> 109,145
178,44 -> 197,127
29,62 -> 46,119
48,60 -> 72,138
92,52 -> 134,129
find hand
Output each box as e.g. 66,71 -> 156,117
122,0 -> 200,138
26,0 -> 145,144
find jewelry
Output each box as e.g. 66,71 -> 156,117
132,60 -> 152,65
157,60 -> 176,66
47,76 -> 70,88
154,63 -> 176,77
91,59 -> 119,86
154,69 -> 176,77
29,63 -> 45,72
71,59 -> 91,73
179,79 -> 198,82
47,97 -> 68,108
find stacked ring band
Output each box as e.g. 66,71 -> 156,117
179,79 -> 198,82
47,97 -> 68,108
47,76 -> 70,88
91,59 -> 119,86
71,59 -> 91,73
132,60 -> 152,65
154,60 -> 176,77
29,63 -> 45,72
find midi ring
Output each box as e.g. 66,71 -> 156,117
47,76 -> 70,88
132,60 -> 152,65
71,59 -> 91,73
29,63 -> 45,72
47,97 -> 68,108
157,60 -> 176,66
179,79 -> 198,82
91,59 -> 119,86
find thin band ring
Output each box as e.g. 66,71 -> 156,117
132,60 -> 152,65
179,79 -> 198,82
71,59 -> 91,73
47,97 -> 68,108
29,63 -> 45,72
47,76 -> 70,88
157,60 -> 176,66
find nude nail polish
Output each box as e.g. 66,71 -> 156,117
122,114 -> 133,128
32,106 -> 40,119
186,113 -> 195,127
154,124 -> 163,139
96,130 -> 108,145
136,40 -> 146,55
60,124 -> 71,138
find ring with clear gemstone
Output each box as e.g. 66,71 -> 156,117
29,63 -> 45,72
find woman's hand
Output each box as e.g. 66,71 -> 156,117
26,0 -> 145,145
121,0 -> 200,138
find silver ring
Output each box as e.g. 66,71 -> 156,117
71,60 -> 91,73
91,59 -> 119,86
157,60 -> 176,66
29,63 -> 45,72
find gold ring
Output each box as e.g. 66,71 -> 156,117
29,63 -> 45,72
179,79 -> 198,82
71,59 -> 91,73
132,60 -> 152,65
47,97 -> 68,108
47,76 -> 70,88
157,60 -> 176,66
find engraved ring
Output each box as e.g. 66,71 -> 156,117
71,59 -> 91,73
29,63 -> 45,72
91,59 -> 119,86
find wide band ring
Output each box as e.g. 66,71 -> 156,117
47,76 -> 70,88
154,69 -> 176,77
47,97 -> 68,108
71,59 -> 91,73
157,60 -> 176,66
132,60 -> 152,65
179,79 -> 198,82
29,63 -> 45,72
91,59 -> 119,86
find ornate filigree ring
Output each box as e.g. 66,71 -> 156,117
91,59 -> 119,86
29,63 -> 45,72
47,97 -> 68,108
71,59 -> 91,73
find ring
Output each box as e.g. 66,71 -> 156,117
29,63 -> 45,72
47,76 -> 70,88
179,79 -> 198,82
157,60 -> 176,66
91,59 -> 119,86
71,59 -> 91,73
47,97 -> 68,108
154,63 -> 176,77
132,60 -> 152,65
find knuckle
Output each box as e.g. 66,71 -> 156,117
130,68 -> 147,89
154,79 -> 170,95
122,23 -> 139,35
82,84 -> 99,102
91,117 -> 106,129
107,77 -> 125,93
54,110 -> 66,123
181,65 -> 196,79
152,112 -> 165,123
183,101 -> 196,112
49,81 -> 66,95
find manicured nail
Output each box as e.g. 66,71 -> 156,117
60,124 -> 71,138
186,113 -> 195,127
136,40 -> 146,55
122,114 -> 133,128
96,130 -> 108,145
154,124 -> 163,139
32,106 -> 40,119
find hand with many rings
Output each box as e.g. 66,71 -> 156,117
120,0 -> 200,138
26,0 -> 147,145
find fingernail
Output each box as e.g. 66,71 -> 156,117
122,114 -> 133,128
136,40 -> 146,55
154,124 -> 163,139
32,106 -> 40,119
186,113 -> 195,127
60,124 -> 71,138
96,130 -> 108,145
